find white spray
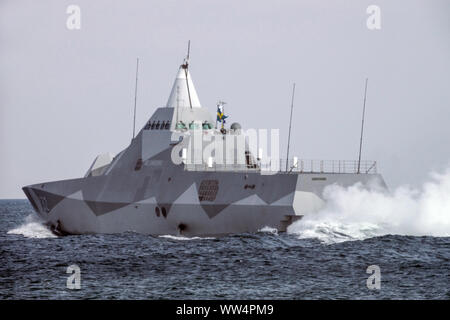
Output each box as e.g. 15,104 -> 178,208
7,214 -> 56,239
288,167 -> 450,244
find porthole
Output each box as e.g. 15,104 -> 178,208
161,207 -> 167,218
165,121 -> 170,129
160,121 -> 166,129
155,207 -> 160,217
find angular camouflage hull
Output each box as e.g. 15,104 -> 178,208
22,167 -> 384,236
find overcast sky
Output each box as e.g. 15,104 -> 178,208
1,0 -> 449,198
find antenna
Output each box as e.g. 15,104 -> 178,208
357,78 -> 368,174
187,40 -> 190,61
132,57 -> 139,140
286,83 -> 296,172
176,85 -> 180,127
182,40 -> 193,109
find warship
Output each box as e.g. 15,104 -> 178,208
22,52 -> 386,236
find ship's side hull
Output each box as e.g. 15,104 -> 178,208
23,198 -> 296,236
22,168 -> 385,236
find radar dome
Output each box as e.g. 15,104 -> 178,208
230,122 -> 242,130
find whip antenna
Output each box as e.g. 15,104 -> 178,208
357,78 -> 368,174
286,83 -> 296,172
132,57 -> 139,139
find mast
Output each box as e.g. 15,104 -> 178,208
357,78 -> 368,174
215,102 -> 218,129
221,102 -> 225,129
181,41 -> 193,109
132,57 -> 139,139
286,83 -> 296,172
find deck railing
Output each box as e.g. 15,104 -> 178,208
184,159 -> 377,174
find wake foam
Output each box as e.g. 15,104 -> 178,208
159,235 -> 215,241
7,214 -> 56,239
258,226 -> 279,235
288,167 -> 450,244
